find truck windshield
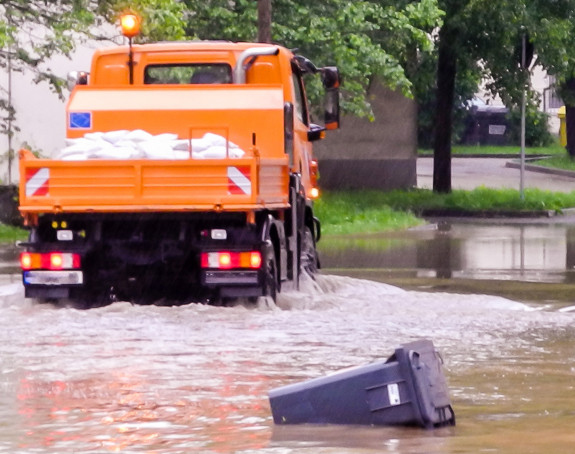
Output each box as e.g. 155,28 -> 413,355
144,64 -> 232,84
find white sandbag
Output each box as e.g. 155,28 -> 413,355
201,146 -> 230,159
174,150 -> 191,160
150,133 -> 178,142
84,132 -> 105,141
93,147 -> 139,159
58,130 -> 245,160
61,153 -> 89,161
59,143 -> 98,156
203,132 -> 239,149
124,129 -> 153,142
102,130 -> 129,144
172,139 -> 191,151
65,137 -> 91,146
58,140 -> 111,158
190,138 -> 210,152
113,140 -> 139,149
138,141 -> 176,159
229,148 -> 245,158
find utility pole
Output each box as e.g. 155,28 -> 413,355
258,0 -> 272,43
7,7 -> 14,185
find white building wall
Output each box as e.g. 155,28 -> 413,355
0,32 -> 118,184
477,65 -> 562,136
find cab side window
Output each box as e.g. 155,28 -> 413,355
291,64 -> 309,126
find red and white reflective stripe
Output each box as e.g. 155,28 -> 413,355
26,168 -> 50,197
227,166 -> 251,195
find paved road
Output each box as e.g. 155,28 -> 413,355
417,157 -> 575,193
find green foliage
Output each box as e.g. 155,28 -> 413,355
0,223 -> 27,243
106,0 -> 187,42
182,0 -> 443,119
314,191 -> 423,235
0,1 -> 96,95
316,188 -> 575,234
506,106 -> 555,147
0,0 -> 187,135
417,0 -> 575,191
419,143 -> 564,156
532,155 -> 575,171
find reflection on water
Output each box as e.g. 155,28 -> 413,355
319,221 -> 575,284
0,272 -> 574,453
0,222 -> 575,453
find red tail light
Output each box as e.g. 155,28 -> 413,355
20,252 -> 81,271
201,251 -> 262,269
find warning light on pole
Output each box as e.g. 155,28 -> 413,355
120,14 -> 140,38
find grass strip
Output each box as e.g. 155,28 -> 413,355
531,155 -> 575,172
315,188 -> 575,235
419,143 -> 565,156
0,223 -> 27,243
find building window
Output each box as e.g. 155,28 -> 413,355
546,75 -> 563,110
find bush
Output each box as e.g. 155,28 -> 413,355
506,106 -> 554,147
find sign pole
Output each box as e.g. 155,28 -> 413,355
520,32 -> 526,200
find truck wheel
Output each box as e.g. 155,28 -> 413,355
263,250 -> 278,301
300,226 -> 318,275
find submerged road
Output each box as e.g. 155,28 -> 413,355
417,157 -> 575,192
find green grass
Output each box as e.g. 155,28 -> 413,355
0,223 -> 27,243
419,143 -> 565,156
315,193 -> 424,235
316,188 -> 575,235
531,155 -> 575,172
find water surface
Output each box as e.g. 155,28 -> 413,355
1,222 -> 574,453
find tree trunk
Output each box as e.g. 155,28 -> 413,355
433,25 -> 458,193
564,78 -> 575,158
258,0 -> 272,43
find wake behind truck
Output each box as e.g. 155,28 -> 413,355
18,19 -> 340,306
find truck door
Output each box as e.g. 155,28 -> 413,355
290,62 -> 314,197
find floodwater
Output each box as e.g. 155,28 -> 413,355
0,221 -> 575,453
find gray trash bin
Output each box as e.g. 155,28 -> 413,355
269,339 -> 455,429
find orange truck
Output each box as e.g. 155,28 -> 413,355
18,21 -> 340,305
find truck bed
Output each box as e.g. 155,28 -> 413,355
19,149 -> 290,215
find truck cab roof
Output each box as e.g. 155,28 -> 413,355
90,41 -> 295,86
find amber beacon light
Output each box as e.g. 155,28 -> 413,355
120,13 -> 141,84
120,14 -> 140,38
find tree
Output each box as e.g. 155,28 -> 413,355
257,0 -> 272,43
0,0 -> 186,182
428,0 -> 575,192
182,0 -> 443,119
527,1 -> 575,158
427,1 -> 528,193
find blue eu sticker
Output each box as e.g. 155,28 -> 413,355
69,112 -> 92,129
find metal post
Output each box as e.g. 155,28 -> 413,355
520,33 -> 526,200
128,37 -> 134,85
7,7 -> 13,185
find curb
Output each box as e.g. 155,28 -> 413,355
418,153 -> 552,159
505,160 -> 575,179
420,209 -> 556,219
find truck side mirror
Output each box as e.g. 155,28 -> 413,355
307,123 -> 326,142
67,71 -> 89,91
321,67 -> 340,130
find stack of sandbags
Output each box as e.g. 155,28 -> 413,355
58,130 -> 245,160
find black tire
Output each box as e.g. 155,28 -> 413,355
300,226 -> 318,275
263,249 -> 278,301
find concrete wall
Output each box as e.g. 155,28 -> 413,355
314,81 -> 417,191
